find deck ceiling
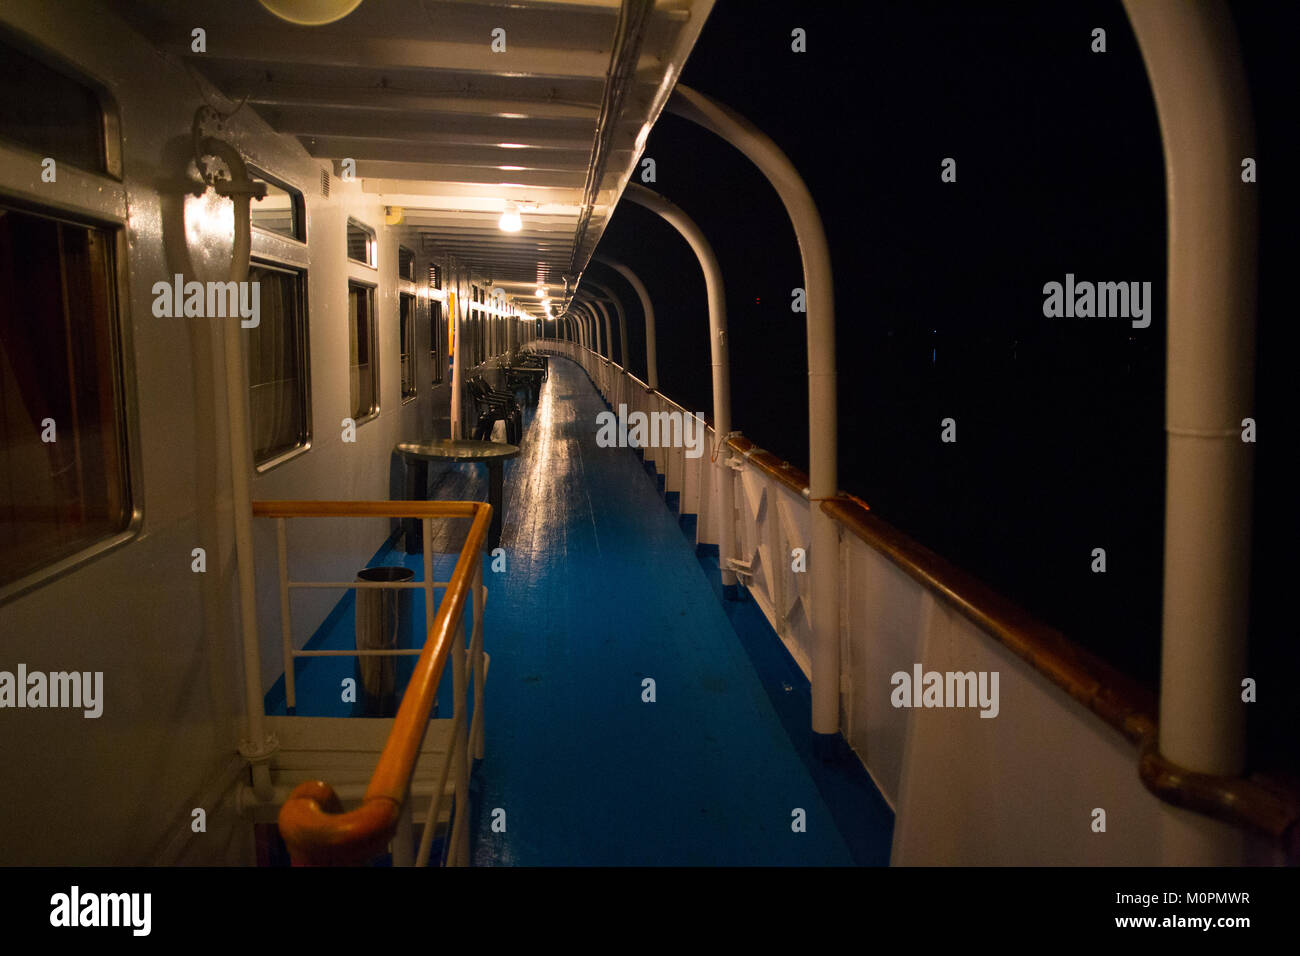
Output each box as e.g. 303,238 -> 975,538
116,0 -> 714,318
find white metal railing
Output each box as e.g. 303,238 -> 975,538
253,500 -> 489,867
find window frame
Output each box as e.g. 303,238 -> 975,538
0,197 -> 140,605
397,245 -> 415,282
347,279 -> 380,425
0,36 -> 138,604
429,263 -> 444,386
246,257 -> 313,473
0,26 -> 123,181
399,291 -> 417,404
246,163 -> 307,245
346,217 -> 376,269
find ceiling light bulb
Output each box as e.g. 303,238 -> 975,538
498,203 -> 522,232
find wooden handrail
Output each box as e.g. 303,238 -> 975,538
253,500 -> 480,519
263,499 -> 493,865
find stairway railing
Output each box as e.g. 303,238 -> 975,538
252,500 -> 490,866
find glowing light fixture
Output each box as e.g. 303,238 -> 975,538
535,287 -> 546,297
498,202 -> 522,233
256,0 -> 363,25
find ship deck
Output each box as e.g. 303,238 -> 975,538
271,356 -> 893,865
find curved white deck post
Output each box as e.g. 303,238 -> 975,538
577,307 -> 591,352
667,84 -> 840,740
625,183 -> 738,593
595,256 -> 657,387
1123,0 -> 1256,783
574,301 -> 591,352
583,299 -> 607,359
586,279 -> 628,368
582,294 -> 614,362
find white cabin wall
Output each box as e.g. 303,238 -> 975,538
0,0 -> 258,864
0,0 -> 448,863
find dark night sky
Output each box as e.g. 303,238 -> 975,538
585,1 -> 1298,771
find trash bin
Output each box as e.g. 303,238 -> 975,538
354,566 -> 414,717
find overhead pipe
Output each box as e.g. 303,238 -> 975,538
667,84 -> 840,742
1122,0 -> 1255,786
624,183 -> 737,594
595,256 -> 657,388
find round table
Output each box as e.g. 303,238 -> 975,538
395,439 -> 520,550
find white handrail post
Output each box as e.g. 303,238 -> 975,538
422,517 -> 435,639
667,85 -> 840,741
447,557 -> 474,865
1122,0 -> 1255,785
625,183 -> 738,594
276,518 -> 296,714
393,797 -> 414,866
473,567 -> 486,760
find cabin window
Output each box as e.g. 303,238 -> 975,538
0,202 -> 130,590
247,261 -> 310,468
248,167 -> 304,242
0,34 -> 113,176
398,246 -> 415,282
429,264 -> 443,385
346,218 -> 376,268
348,282 -> 378,422
399,292 -> 416,402
472,285 -> 482,366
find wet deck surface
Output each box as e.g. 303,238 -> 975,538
471,357 -> 853,865
281,357 -> 862,864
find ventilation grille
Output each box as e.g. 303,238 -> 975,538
428,263 -> 441,289
319,168 -> 330,198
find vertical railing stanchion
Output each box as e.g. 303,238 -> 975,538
472,564 -> 486,759
448,563 -> 471,865
276,517 -> 296,714
422,516 -> 436,653
393,796 -> 414,866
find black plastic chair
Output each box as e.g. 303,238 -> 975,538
468,376 -> 521,444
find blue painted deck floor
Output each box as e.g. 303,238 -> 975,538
284,357 -> 890,864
